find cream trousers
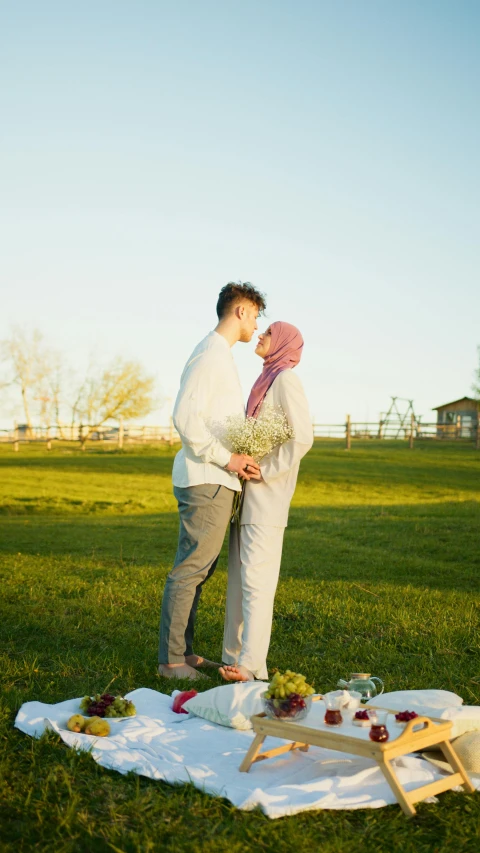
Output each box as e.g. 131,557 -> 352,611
222,523 -> 285,680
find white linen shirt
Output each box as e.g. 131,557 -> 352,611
172,331 -> 244,491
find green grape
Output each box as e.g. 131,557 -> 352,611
268,669 -> 314,704
80,696 -> 91,713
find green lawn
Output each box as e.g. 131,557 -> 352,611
1,440 -> 479,852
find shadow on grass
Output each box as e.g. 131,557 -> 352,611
0,448 -> 176,477
1,500 -> 479,593
302,443 -> 480,495
1,441 -> 480,494
0,512 -> 180,561
283,502 -> 480,591
2,501 -> 479,711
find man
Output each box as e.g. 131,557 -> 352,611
158,281 -> 267,680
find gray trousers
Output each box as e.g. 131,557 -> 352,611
158,483 -> 235,664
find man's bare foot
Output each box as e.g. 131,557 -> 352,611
218,664 -> 254,682
157,663 -> 208,680
185,654 -> 220,669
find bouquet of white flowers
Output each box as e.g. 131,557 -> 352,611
224,405 -> 295,524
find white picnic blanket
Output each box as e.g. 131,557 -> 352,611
14,688 -> 480,819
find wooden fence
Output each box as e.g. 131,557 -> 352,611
313,416 -> 479,449
1,416 -> 478,450
0,421 -> 180,450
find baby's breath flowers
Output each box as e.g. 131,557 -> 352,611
225,405 -> 294,460
224,406 -> 295,523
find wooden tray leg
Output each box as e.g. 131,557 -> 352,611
240,734 -> 266,773
438,739 -> 475,793
379,758 -> 416,817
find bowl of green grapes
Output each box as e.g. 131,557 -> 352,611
262,670 -> 314,721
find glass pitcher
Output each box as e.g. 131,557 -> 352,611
337,673 -> 384,702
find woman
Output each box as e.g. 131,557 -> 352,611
219,321 -> 313,682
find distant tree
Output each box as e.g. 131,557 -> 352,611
34,351 -> 67,433
47,355 -> 67,436
473,346 -> 480,400
75,358 -> 156,446
0,328 -> 54,431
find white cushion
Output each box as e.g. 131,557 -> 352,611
367,691 -> 480,739
440,706 -> 480,739
182,682 -> 269,730
366,689 -> 463,715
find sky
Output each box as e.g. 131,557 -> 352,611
1,0 -> 479,429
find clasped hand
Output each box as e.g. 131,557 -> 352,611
226,453 -> 262,481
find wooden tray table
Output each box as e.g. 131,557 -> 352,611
240,697 -> 474,817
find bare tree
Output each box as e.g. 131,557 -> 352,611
37,352 -> 70,437
49,358 -> 65,436
473,346 -> 480,400
75,358 -> 156,446
0,328 -> 53,431
62,361 -> 91,438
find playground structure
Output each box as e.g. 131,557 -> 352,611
378,397 -> 419,439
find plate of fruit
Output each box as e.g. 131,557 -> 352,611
352,709 -> 370,727
79,693 -> 137,720
262,670 -> 315,721
394,710 -> 419,727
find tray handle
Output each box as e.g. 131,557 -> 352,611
395,715 -> 437,739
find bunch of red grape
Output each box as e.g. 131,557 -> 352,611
80,693 -> 136,718
264,670 -> 314,720
395,710 -> 418,722
264,692 -> 308,719
354,709 -> 369,721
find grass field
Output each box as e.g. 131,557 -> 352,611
1,440 -> 479,852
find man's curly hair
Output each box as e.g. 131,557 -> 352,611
216,281 -> 267,320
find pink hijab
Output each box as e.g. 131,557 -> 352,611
246,321 -> 304,418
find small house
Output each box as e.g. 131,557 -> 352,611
432,397 -> 479,438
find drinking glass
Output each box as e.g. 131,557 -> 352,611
323,691 -> 344,726
367,709 -> 389,742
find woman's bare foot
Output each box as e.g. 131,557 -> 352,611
218,664 -> 254,682
185,654 -> 220,669
157,663 -> 208,680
